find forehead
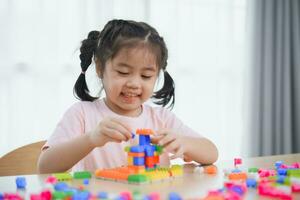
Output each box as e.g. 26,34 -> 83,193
112,45 -> 158,69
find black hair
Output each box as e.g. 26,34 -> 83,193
73,19 -> 175,108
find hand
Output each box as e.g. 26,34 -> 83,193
88,117 -> 132,148
151,129 -> 186,160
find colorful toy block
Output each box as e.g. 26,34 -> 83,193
204,165 -> 217,174
15,177 -> 26,189
73,171 -> 92,179
53,173 -> 72,181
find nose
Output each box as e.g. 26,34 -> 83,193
126,76 -> 141,89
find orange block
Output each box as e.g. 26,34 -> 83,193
228,172 -> 247,180
136,129 -> 154,135
145,156 -> 156,166
204,165 -> 218,174
128,165 -> 145,173
128,152 -> 145,157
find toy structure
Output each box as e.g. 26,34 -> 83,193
95,129 -> 183,184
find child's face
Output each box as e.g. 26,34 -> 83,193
101,45 -> 159,117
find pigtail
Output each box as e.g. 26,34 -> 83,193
73,31 -> 100,101
152,71 -> 175,108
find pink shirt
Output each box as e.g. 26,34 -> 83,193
44,98 -> 201,171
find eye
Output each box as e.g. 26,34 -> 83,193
117,71 -> 129,75
141,75 -> 152,79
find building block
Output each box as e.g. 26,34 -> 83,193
83,179 -> 89,185
168,192 -> 182,200
204,165 -> 217,174
130,145 -> 144,153
228,172 -> 247,180
73,171 -> 92,179
139,135 -> 151,145
145,156 -> 156,166
136,129 -> 154,135
15,177 -> 26,189
97,192 -> 108,199
128,174 -> 149,184
54,182 -> 69,191
133,157 -> 145,166
45,176 -> 57,184
144,145 -> 155,156
53,173 -> 72,181
246,178 -> 257,188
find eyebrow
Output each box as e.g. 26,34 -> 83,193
117,62 -> 156,71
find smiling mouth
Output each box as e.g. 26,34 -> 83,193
121,92 -> 141,103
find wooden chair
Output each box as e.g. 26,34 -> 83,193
0,140 -> 46,176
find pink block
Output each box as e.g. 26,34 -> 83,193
292,184 -> 300,192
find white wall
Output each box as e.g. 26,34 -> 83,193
0,0 -> 247,160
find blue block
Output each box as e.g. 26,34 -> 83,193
168,192 -> 182,200
83,179 -> 89,185
130,145 -> 145,153
231,185 -> 245,196
0,192 -> 4,200
275,161 -> 283,168
72,191 -> 90,200
54,182 -> 69,191
277,168 -> 287,176
15,177 -> 26,189
145,145 -> 154,156
277,175 -> 285,184
231,168 -> 242,173
131,132 -> 135,139
246,178 -> 257,188
98,192 -> 108,199
133,157 -> 145,165
139,135 -> 150,146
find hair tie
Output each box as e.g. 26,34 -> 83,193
81,71 -> 86,75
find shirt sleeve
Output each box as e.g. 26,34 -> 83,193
43,102 -> 85,150
161,108 -> 202,138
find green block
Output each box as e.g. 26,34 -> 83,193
124,146 -> 130,152
248,167 -> 258,173
155,145 -> 163,155
132,190 -> 144,200
73,171 -> 92,179
52,191 -> 67,199
128,174 -> 149,184
287,169 -> 300,176
53,173 -> 72,181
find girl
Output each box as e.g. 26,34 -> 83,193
38,19 -> 218,173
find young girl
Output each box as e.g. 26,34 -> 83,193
38,19 -> 218,173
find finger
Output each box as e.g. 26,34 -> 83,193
164,140 -> 180,153
102,126 -> 128,142
170,146 -> 184,160
150,135 -> 164,144
111,118 -> 133,133
158,134 -> 176,147
107,119 -> 132,140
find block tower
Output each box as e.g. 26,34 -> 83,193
126,129 -> 162,172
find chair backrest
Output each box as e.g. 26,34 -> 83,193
0,140 -> 46,176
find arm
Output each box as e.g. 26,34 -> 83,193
38,134 -> 95,173
38,117 -> 132,173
